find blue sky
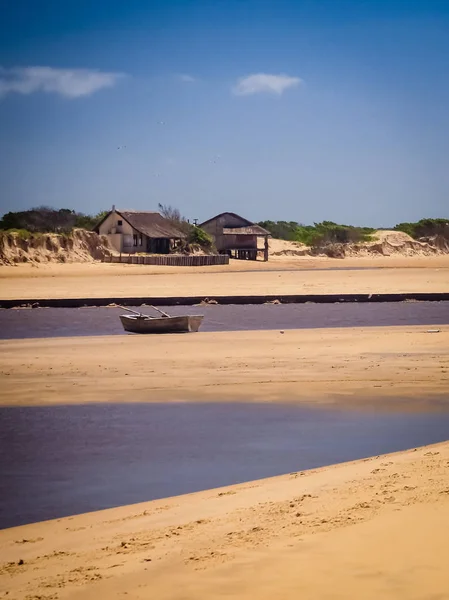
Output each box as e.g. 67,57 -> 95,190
1,0 -> 448,226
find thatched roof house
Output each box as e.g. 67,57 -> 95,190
94,207 -> 186,254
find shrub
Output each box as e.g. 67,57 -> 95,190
1,228 -> 36,240
0,207 -> 109,233
188,226 -> 214,249
258,220 -> 374,246
395,218 -> 449,240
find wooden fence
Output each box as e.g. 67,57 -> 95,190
103,254 -> 229,266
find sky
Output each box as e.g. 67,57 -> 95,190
1,0 -> 449,226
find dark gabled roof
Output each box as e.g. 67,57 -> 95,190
223,225 -> 271,236
199,212 -> 270,236
119,211 -> 187,239
95,210 -> 187,239
199,212 -> 254,229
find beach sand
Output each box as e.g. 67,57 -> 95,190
1,255 -> 449,299
1,441 -> 448,599
1,260 -> 448,600
1,326 -> 448,407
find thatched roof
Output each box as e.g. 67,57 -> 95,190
96,210 -> 187,239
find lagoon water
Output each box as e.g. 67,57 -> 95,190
1,300 -> 448,339
1,402 -> 449,529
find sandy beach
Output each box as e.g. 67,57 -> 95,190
1,326 -> 448,407
1,440 -> 448,599
2,0 -> 449,594
1,260 -> 448,599
1,256 -> 449,299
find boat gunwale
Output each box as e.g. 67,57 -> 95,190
119,313 -> 204,334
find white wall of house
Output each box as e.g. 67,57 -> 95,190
99,212 -> 146,253
98,212 -> 133,236
107,233 -> 123,253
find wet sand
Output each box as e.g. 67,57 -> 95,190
1,441 -> 448,600
1,256 -> 449,299
1,326 -> 448,407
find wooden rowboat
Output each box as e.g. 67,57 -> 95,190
118,305 -> 204,334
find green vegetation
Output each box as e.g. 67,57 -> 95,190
258,220 -> 375,246
0,228 -> 38,240
158,203 -> 215,251
0,207 -> 108,234
394,218 -> 449,240
74,210 -> 109,230
2,206 -> 447,252
188,225 -> 214,249
259,218 -> 448,249
256,221 -> 305,242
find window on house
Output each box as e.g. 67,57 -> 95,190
133,234 -> 138,246
117,220 -> 123,226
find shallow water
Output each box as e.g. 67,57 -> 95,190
1,403 -> 449,529
1,301 -> 448,339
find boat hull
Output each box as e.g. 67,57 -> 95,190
120,314 -> 204,334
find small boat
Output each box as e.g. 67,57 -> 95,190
118,305 -> 204,334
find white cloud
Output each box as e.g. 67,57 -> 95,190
233,73 -> 302,96
178,74 -> 196,83
0,66 -> 124,99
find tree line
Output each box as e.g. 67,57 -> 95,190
0,207 -> 108,234
257,218 -> 448,245
393,218 -> 449,240
1,207 -> 447,246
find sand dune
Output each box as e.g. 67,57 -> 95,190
0,229 -> 112,266
269,230 -> 449,259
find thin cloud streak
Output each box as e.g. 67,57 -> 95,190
178,74 -> 196,83
0,66 -> 124,99
233,73 -> 302,96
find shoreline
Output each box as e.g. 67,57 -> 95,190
1,257 -> 449,300
1,326 -> 448,408
2,291 -> 449,308
2,438 -> 446,529
1,441 -> 448,599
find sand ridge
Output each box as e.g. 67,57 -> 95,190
1,256 -> 449,300
1,442 -> 448,599
0,326 -> 448,408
